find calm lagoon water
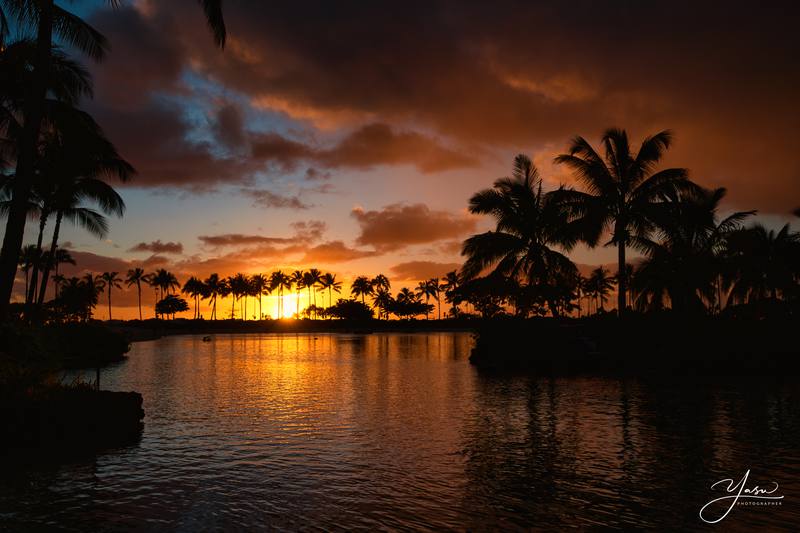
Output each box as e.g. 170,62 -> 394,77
2,332 -> 798,531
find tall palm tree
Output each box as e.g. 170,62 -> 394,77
182,276 -> 205,319
43,247 -> 74,300
554,129 -> 697,315
415,279 -> 437,319
319,272 -> 342,309
152,268 -> 180,318
724,223 -> 800,305
440,271 -> 459,317
303,269 -> 322,318
350,275 -> 373,304
126,267 -> 147,320
0,1 -> 226,315
17,244 -> 40,303
269,270 -> 290,318
371,289 -> 393,320
100,271 -> 121,320
633,187 -> 753,313
204,273 -> 226,320
229,273 -> 249,320
291,270 -> 305,317
250,273 -> 268,320
462,154 -> 579,317
372,274 -> 390,293
587,267 -> 614,313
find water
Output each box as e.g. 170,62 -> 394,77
2,333 -> 798,531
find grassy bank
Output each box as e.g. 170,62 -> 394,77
0,323 -> 143,458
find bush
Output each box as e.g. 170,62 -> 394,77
326,299 -> 374,320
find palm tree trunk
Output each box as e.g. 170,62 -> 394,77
108,287 -> 112,320
0,1 -> 54,318
137,282 -> 142,320
617,242 -> 626,315
27,213 -> 49,306
37,212 -> 63,307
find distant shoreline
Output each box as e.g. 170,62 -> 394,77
108,318 -> 477,342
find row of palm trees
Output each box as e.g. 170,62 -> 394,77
0,1 -> 226,320
53,267 -> 468,321
461,131 -> 800,317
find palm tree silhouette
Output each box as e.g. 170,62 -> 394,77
291,270 -> 305,317
44,248 -> 75,300
633,187 -> 753,313
415,280 -> 438,319
0,1 -> 225,315
462,154 -> 578,317
371,288 -> 393,320
350,276 -> 373,305
250,273 -> 268,320
126,267 -> 147,320
182,276 -> 206,319
441,271 -> 459,317
319,272 -> 342,309
204,273 -> 226,320
100,271 -> 121,320
724,222 -> 800,305
17,244 -> 40,303
554,129 -> 697,315
587,267 -> 614,313
303,269 -> 322,318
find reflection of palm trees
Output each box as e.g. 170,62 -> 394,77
462,154 -> 578,317
100,271 -> 121,320
126,267 -> 147,320
554,129 -> 696,314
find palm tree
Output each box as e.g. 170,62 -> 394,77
303,269 -> 322,318
371,289 -> 393,320
350,275 -> 373,304
43,248 -> 75,300
204,273 -> 226,320
17,244 -> 40,303
440,271 -> 459,317
554,129 -> 697,315
372,274 -> 390,293
462,154 -> 579,317
269,271 -> 291,318
0,1 -> 226,315
724,223 -> 800,305
291,270 -> 305,317
587,267 -> 614,313
319,272 -> 342,309
100,271 -> 121,320
250,273 -> 268,320
633,187 -> 753,313
182,276 -> 205,319
415,279 -> 438,319
126,267 -> 147,320
229,273 -> 249,320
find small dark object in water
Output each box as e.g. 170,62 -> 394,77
202,336 -> 212,342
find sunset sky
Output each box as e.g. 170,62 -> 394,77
15,0 -> 800,318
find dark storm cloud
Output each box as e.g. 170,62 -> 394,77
88,1 -> 799,211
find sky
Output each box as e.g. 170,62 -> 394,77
11,0 -> 800,318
